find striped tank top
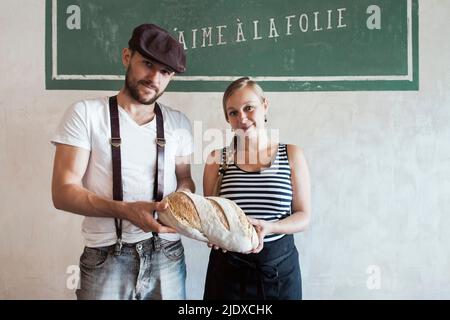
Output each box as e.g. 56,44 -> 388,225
219,144 -> 293,242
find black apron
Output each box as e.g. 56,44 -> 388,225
203,234 -> 302,300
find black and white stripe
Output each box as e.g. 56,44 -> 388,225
219,144 -> 292,242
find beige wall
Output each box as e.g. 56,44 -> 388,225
1,1 -> 449,299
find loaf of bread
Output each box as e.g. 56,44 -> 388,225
158,191 -> 259,253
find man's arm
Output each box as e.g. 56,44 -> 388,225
175,155 -> 195,193
51,143 -> 174,233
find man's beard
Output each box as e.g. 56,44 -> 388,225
125,68 -> 162,105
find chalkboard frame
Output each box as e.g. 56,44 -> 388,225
45,0 -> 419,92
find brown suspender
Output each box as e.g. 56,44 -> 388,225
108,96 -> 123,255
109,95 -> 165,255
153,102 -> 166,203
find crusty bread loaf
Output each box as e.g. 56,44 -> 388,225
159,191 -> 259,253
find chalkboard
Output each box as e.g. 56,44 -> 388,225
45,0 -> 418,91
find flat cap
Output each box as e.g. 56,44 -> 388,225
128,23 -> 186,73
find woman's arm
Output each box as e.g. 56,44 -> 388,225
175,155 -> 196,193
248,144 -> 311,252
271,144 -> 311,233
203,149 -> 229,251
203,149 -> 222,197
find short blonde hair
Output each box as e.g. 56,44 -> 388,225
222,77 -> 265,121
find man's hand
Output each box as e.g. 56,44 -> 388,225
124,201 -> 176,233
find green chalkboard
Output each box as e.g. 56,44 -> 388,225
45,0 -> 419,91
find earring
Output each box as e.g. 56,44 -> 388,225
264,116 -> 267,123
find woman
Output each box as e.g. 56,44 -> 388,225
203,77 -> 312,300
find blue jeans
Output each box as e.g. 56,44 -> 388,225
76,237 -> 186,300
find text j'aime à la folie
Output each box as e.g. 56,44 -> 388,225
65,5 -> 383,49
174,6 -> 382,50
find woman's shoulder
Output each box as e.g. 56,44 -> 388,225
209,147 -> 226,158
284,144 -> 304,154
284,144 -> 306,164
205,148 -> 224,166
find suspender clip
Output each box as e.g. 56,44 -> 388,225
156,138 -> 166,147
114,238 -> 123,256
110,137 -> 121,148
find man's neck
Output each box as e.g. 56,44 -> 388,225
117,89 -> 156,125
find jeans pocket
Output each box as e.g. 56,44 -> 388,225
161,240 -> 184,261
80,246 -> 109,269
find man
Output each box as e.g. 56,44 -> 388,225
51,24 -> 195,300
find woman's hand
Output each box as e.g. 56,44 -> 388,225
206,242 -> 227,253
205,217 -> 273,254
247,217 -> 272,254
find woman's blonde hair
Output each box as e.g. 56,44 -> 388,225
222,77 -> 265,121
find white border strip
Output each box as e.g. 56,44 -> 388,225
174,75 -> 411,81
407,0 -> 413,81
55,75 -> 125,80
54,75 -> 410,81
52,0 -> 58,80
52,0 -> 414,82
